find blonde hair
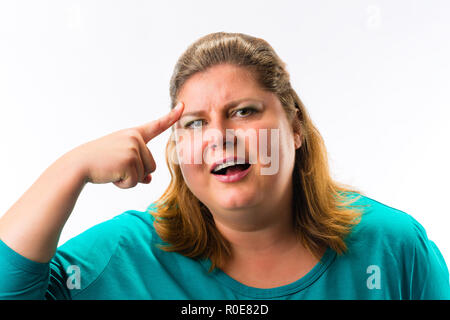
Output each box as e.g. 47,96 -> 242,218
151,32 -> 368,271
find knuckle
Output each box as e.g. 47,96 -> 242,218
121,179 -> 137,189
121,128 -> 136,137
129,134 -> 142,146
128,145 -> 139,156
123,128 -> 142,143
129,179 -> 138,188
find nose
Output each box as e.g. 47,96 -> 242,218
204,126 -> 237,151
203,119 -> 238,159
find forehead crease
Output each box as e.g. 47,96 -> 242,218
179,67 -> 261,111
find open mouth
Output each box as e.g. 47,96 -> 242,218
211,163 -> 251,175
210,160 -> 252,183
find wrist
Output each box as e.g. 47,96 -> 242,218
56,149 -> 90,186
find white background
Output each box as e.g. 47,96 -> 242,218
1,1 -> 449,265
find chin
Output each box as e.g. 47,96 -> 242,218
213,189 -> 259,210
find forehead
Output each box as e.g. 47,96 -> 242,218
177,64 -> 266,109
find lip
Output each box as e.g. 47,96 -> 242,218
212,163 -> 252,183
209,156 -> 247,173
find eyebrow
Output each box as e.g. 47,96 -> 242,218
179,97 -> 262,119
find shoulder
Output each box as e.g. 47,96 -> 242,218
111,204 -> 165,248
57,207 -> 158,253
343,193 -> 442,271
51,205 -> 161,296
348,194 -> 450,298
335,193 -> 450,299
346,193 -> 426,248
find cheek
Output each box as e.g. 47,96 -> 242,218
179,162 -> 196,176
278,129 -> 297,171
175,131 -> 205,166
251,125 -> 283,175
173,133 -> 206,189
257,125 -> 296,177
179,163 -> 205,193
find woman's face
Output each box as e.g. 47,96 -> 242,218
174,64 -> 301,222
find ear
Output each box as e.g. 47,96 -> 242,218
291,110 -> 302,150
294,131 -> 302,149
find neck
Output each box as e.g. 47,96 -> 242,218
214,205 -> 299,256
206,182 -> 326,288
214,207 -> 322,288
212,176 -> 297,253
212,186 -> 309,268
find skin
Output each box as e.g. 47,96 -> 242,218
175,63 -> 325,288
0,62 -> 324,290
0,104 -> 185,263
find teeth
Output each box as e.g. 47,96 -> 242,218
212,160 -> 245,173
213,161 -> 236,173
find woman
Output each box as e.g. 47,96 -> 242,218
0,32 -> 448,299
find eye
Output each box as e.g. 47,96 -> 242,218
183,106 -> 257,129
233,106 -> 257,118
184,119 -> 205,129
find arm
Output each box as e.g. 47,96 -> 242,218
0,101 -> 184,263
0,102 -> 184,299
0,151 -> 88,263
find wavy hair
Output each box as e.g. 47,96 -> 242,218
151,32 -> 368,271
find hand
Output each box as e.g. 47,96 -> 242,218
70,102 -> 184,189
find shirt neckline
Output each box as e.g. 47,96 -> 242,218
198,246 -> 336,299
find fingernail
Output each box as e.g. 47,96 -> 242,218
143,174 -> 151,183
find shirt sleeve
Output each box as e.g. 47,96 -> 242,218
0,239 -> 50,299
408,216 -> 450,300
0,213 -> 125,300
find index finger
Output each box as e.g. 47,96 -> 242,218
138,102 -> 184,143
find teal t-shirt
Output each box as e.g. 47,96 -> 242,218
0,194 -> 449,299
